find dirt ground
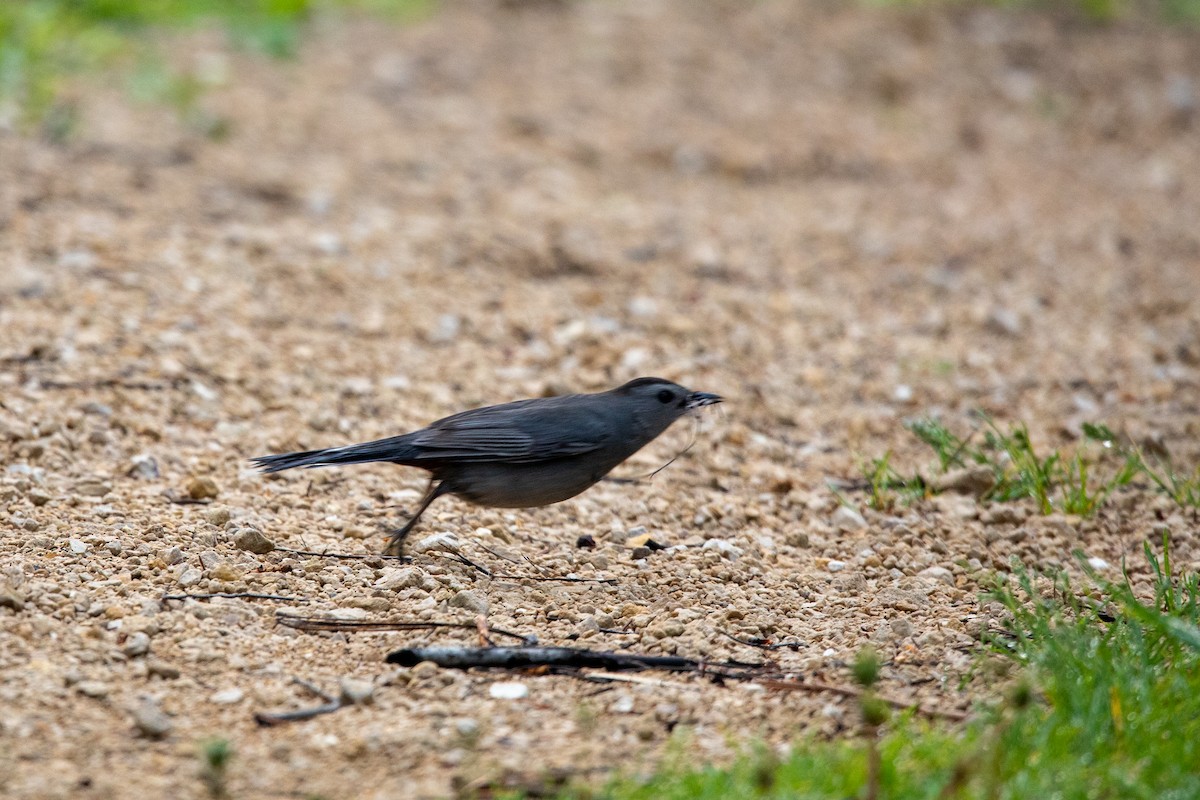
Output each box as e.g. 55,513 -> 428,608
1,1 -> 1199,797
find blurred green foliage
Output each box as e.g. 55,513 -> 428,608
866,0 -> 1200,23
0,0 -> 430,134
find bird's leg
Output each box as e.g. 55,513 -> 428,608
385,479 -> 448,556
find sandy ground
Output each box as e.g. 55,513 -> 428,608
1,1 -> 1199,797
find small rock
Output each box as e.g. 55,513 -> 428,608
204,508 -> 232,527
611,694 -> 635,714
831,506 -> 867,531
981,506 -> 1023,525
890,618 -> 914,638
630,546 -> 652,560
932,467 -> 996,496
77,681 -> 110,698
374,567 -> 429,591
123,632 -> 151,657
198,551 -> 222,570
701,539 -> 742,560
1087,556 -> 1111,571
186,476 -> 219,500
414,532 -> 460,553
917,566 -> 955,587
176,566 -> 203,588
576,534 -> 596,549
128,454 -> 160,480
104,540 -> 123,555
233,528 -> 275,554
0,581 -> 27,611
410,661 -> 440,679
75,481 -> 112,498
68,539 -> 90,555
28,489 -> 52,506
827,560 -> 847,573
209,562 -> 242,582
131,697 -> 173,739
488,681 -> 528,700
786,531 -> 810,548
449,590 -> 489,615
161,546 -> 185,565
339,677 -> 375,705
147,660 -> 181,680
210,687 -> 244,705
986,307 -> 1022,337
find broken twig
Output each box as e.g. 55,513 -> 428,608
162,592 -> 306,603
276,614 -> 537,645
255,678 -> 341,726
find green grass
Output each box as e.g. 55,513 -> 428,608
199,737 -> 234,800
509,538 -> 1200,800
0,0 -> 431,134
859,416 -> 1198,517
862,0 -> 1200,24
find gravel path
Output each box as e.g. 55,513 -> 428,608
1,2 -> 1198,797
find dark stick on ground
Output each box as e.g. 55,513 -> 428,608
719,630 -> 806,651
255,678 -> 342,726
161,592 -> 307,603
277,546 -> 409,562
384,645 -> 763,677
276,614 -> 538,645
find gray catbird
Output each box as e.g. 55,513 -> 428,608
252,377 -> 722,554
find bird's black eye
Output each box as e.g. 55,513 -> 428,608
657,389 -> 675,404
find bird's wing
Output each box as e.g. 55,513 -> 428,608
407,398 -> 609,463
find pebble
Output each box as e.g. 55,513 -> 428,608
209,562 -> 242,582
410,661 -> 440,679
981,506 -> 1023,525
132,697 -> 173,739
831,506 -> 867,531
123,632 -> 151,657
339,677 -> 375,705
161,546 -> 185,565
449,590 -> 489,615
701,539 -> 742,560
630,546 -> 652,560
75,481 -> 112,498
128,454 -> 160,480
204,508 -> 232,526
68,539 -> 90,555
176,566 -> 203,588
916,566 -> 955,587
414,532 -> 460,552
28,489 -> 52,506
1087,556 -> 1111,571
186,476 -> 220,500
234,528 -> 275,554
147,660 -> 181,680
827,560 -> 847,573
210,687 -> 244,704
932,467 -> 995,496
374,567 -> 429,591
488,681 -> 528,700
77,681 -> 110,698
611,694 -> 635,714
0,581 -> 26,611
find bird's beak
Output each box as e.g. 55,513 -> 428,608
685,391 -> 723,410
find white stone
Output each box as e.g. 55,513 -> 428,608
488,682 -> 528,700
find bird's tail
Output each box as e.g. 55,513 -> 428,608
250,435 -> 419,473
